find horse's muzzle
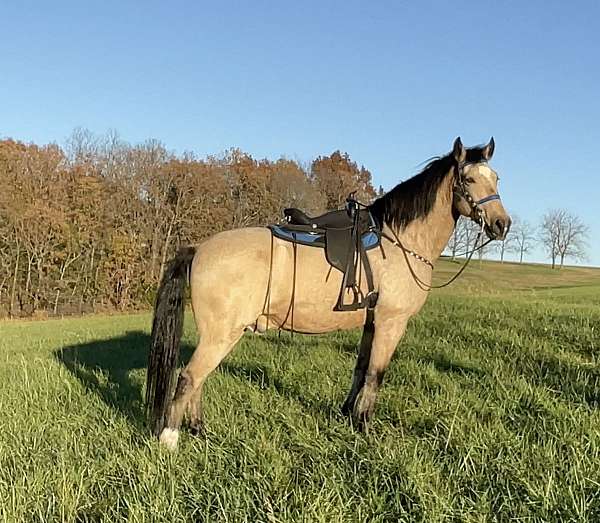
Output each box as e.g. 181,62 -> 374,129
486,216 -> 511,240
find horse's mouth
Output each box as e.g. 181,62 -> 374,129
484,225 -> 497,240
484,223 -> 508,241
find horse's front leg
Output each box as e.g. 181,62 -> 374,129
353,315 -> 408,427
341,309 -> 375,415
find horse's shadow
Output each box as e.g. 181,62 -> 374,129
219,359 -> 343,418
55,330 -> 343,425
54,331 -> 194,425
59,329 -> 598,433
53,329 -> 488,428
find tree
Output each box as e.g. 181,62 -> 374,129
508,216 -> 536,264
540,209 -> 588,268
311,151 -> 376,210
443,217 -> 496,264
269,158 -> 325,216
444,217 -> 489,261
473,221 -> 493,265
445,217 -> 470,260
494,213 -> 517,263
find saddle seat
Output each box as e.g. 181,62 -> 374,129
269,199 -> 381,311
283,207 -> 358,229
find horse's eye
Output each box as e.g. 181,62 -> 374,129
465,177 -> 475,183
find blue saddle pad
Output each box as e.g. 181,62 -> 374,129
269,225 -> 380,250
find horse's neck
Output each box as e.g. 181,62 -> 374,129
394,172 -> 456,263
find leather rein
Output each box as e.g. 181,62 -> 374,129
382,159 -> 500,291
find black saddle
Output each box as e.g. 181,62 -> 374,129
269,199 -> 380,311
283,207 -> 360,229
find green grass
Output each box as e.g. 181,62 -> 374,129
1,262 -> 600,522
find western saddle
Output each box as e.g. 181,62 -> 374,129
268,197 -> 381,312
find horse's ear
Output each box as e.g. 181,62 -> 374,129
482,137 -> 495,161
453,137 -> 466,163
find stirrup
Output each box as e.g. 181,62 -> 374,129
334,285 -> 364,312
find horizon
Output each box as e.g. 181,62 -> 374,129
1,1 -> 598,266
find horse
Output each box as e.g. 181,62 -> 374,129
146,137 -> 511,450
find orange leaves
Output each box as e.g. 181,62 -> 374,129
0,133 -> 379,315
311,150 -> 376,210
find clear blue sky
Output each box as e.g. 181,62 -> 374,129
1,1 -> 598,265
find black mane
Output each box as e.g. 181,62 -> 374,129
369,146 -> 488,230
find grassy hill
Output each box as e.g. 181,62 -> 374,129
1,260 -> 599,521
434,257 -> 600,295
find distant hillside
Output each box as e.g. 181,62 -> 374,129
433,258 -> 600,297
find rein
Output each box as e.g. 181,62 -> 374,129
381,222 -> 490,291
382,159 -> 500,291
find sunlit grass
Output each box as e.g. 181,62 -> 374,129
1,262 -> 599,521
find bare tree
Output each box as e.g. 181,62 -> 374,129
65,127 -> 100,166
493,212 -> 521,263
495,225 -> 516,263
473,220 -> 493,265
540,209 -> 588,268
445,218 -> 489,263
508,215 -> 536,264
445,217 -> 470,260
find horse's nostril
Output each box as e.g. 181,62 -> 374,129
495,219 -> 505,232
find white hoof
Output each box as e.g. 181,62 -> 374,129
159,428 -> 179,450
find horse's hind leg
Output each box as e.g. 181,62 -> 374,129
159,329 -> 243,449
186,385 -> 204,436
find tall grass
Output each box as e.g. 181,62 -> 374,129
1,264 -> 599,522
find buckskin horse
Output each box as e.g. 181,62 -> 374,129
146,137 -> 510,449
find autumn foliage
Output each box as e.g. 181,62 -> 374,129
0,131 -> 376,317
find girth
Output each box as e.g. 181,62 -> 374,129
268,203 -> 380,312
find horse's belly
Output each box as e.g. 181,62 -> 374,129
268,241 -> 368,333
281,301 -> 366,333
191,229 -> 372,335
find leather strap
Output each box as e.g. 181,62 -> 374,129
475,193 -> 501,205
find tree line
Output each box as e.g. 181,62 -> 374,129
0,129 -> 377,317
0,129 -> 589,317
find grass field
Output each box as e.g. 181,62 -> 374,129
1,261 -> 600,522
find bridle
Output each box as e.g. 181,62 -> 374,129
382,158 -> 502,291
452,159 -> 501,228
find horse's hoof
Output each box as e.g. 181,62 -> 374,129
188,422 -> 205,437
340,401 -> 353,416
159,428 -> 179,450
352,398 -> 375,433
348,412 -> 369,433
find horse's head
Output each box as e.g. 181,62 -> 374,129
451,137 -> 511,240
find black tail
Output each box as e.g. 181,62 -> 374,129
146,246 -> 196,437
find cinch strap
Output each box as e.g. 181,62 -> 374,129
475,194 -> 501,205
